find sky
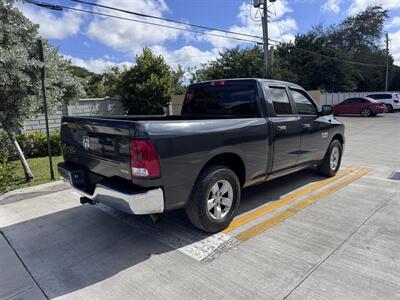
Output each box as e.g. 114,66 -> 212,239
16,0 -> 400,74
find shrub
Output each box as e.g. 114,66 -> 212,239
0,131 -> 61,160
0,149 -> 17,193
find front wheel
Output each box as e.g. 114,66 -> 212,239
186,165 -> 241,233
386,104 -> 394,113
318,140 -> 343,177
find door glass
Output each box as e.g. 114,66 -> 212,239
290,89 -> 318,115
269,87 -> 293,115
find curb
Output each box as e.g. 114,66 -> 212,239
0,181 -> 70,204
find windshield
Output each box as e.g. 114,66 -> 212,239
181,83 -> 258,117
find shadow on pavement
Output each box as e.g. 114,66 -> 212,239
1,167 -> 327,298
1,205 -> 172,298
238,168 -> 325,215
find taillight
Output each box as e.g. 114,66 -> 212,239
394,100 -> 399,103
130,140 -> 160,178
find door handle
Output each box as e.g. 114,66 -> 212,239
302,123 -> 311,129
275,125 -> 287,132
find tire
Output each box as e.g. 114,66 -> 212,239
386,104 -> 394,113
185,165 -> 241,233
318,140 -> 342,177
361,108 -> 372,117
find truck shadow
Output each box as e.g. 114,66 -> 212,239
1,168 -> 328,298
1,205 -> 172,298
237,168 -> 326,215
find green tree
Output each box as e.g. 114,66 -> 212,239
192,46 -> 267,82
118,48 -> 172,114
103,65 -> 123,97
327,6 -> 390,91
0,0 -> 83,181
273,29 -> 357,92
171,65 -> 187,95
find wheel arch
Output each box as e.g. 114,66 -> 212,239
331,133 -> 344,145
199,153 -> 246,187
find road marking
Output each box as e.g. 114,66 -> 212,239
223,165 -> 358,233
235,168 -> 370,241
96,204 -> 239,263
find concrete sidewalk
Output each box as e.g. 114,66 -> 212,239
0,113 -> 399,299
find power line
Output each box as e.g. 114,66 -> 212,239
268,38 -> 386,67
25,0 -> 262,44
67,0 -> 263,40
25,0 -> 388,68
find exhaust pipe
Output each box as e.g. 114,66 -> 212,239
80,197 -> 96,205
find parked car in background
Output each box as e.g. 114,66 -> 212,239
333,97 -> 386,117
366,93 -> 400,113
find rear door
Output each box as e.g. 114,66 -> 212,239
339,98 -> 356,114
264,84 -> 301,172
350,98 -> 364,114
289,88 -> 325,163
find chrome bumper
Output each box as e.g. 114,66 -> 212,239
58,163 -> 164,215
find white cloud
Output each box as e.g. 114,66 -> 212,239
386,17 -> 400,30
201,1 -> 297,48
63,54 -> 132,73
321,0 -> 341,14
16,3 -> 83,39
151,45 -> 220,70
389,31 -> 400,65
86,0 -> 189,56
348,0 -> 400,15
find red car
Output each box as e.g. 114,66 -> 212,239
333,97 -> 386,117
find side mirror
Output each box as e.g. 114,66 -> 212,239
320,105 -> 333,116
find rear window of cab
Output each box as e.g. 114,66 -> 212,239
182,82 -> 258,117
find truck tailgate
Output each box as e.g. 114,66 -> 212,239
60,117 -> 132,180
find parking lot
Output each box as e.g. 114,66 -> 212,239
1,113 -> 399,300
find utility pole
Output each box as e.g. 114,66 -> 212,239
38,39 -> 55,181
270,45 -> 275,76
254,0 -> 275,70
261,0 -> 269,69
385,33 -> 389,91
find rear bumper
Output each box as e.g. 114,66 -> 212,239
58,163 -> 164,215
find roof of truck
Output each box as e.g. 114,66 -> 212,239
191,78 -> 303,89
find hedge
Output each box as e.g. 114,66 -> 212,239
0,131 -> 61,161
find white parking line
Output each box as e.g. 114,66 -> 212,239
96,204 -> 239,263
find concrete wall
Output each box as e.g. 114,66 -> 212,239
169,95 -> 185,115
20,98 -> 125,133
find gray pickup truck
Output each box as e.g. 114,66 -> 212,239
58,78 -> 344,232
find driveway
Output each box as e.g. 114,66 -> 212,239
1,113 -> 399,299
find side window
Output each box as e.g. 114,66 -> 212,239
346,98 -> 357,104
290,89 -> 318,115
269,86 -> 292,115
369,94 -> 391,100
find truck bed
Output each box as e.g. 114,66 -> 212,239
60,114 -> 271,210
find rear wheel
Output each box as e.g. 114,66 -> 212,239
318,140 -> 342,177
186,165 -> 240,233
361,108 -> 372,117
386,104 -> 394,113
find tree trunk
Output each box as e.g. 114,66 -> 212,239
7,130 -> 34,182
